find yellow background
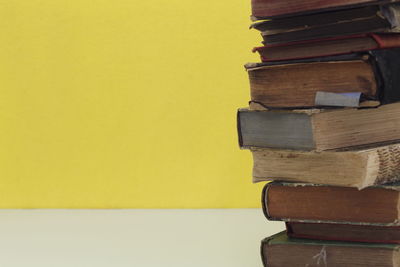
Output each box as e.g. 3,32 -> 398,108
0,0 -> 262,208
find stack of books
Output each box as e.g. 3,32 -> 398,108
239,0 -> 400,266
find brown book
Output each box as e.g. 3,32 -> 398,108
263,182 -> 400,225
247,58 -> 377,108
253,34 -> 400,62
261,231 -> 400,267
251,0 -> 399,19
286,222 -> 400,244
246,48 -> 400,108
251,142 -> 400,189
238,102 -> 400,151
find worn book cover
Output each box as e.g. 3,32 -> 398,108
238,102 -> 400,151
261,231 -> 400,266
262,182 -> 400,226
246,48 -> 400,108
251,142 -> 400,189
252,4 -> 400,44
253,33 -> 400,62
252,0 -> 400,19
286,222 -> 400,244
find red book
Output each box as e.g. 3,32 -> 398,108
253,33 -> 400,62
251,0 -> 399,19
286,222 -> 400,244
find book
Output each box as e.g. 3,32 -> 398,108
252,4 -> 400,44
246,48 -> 400,108
253,33 -> 400,62
251,0 -> 400,19
262,182 -> 400,225
237,102 -> 400,151
261,231 -> 400,267
251,142 -> 400,189
286,222 -> 400,244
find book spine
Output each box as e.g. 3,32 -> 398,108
370,48 -> 400,104
261,182 -> 281,222
236,109 -> 244,148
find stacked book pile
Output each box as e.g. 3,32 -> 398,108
238,0 -> 400,266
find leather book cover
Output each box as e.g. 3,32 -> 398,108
261,231 -> 400,267
262,181 -> 400,226
252,4 -> 400,44
252,0 -> 397,19
253,33 -> 400,62
246,47 -> 400,105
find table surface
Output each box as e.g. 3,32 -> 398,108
0,209 -> 284,267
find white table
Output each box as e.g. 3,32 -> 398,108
0,209 -> 284,266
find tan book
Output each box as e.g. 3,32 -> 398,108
251,142 -> 400,188
238,102 -> 400,151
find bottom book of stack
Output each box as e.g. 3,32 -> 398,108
262,232 -> 400,266
261,182 -> 400,267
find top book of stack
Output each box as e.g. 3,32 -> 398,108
251,3 -> 400,45
251,0 -> 400,19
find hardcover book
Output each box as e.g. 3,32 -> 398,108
253,34 -> 400,62
251,142 -> 400,189
261,231 -> 400,267
246,48 -> 400,108
251,0 -> 400,19
262,182 -> 400,225
252,4 -> 400,44
238,102 -> 400,151
286,222 -> 400,244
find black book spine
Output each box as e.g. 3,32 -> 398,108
370,48 -> 400,104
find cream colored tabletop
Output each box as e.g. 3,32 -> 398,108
0,209 -> 283,267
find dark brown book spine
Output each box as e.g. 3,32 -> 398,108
251,0 -> 392,19
286,222 -> 400,244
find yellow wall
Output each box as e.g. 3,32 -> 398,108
0,0 -> 262,208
